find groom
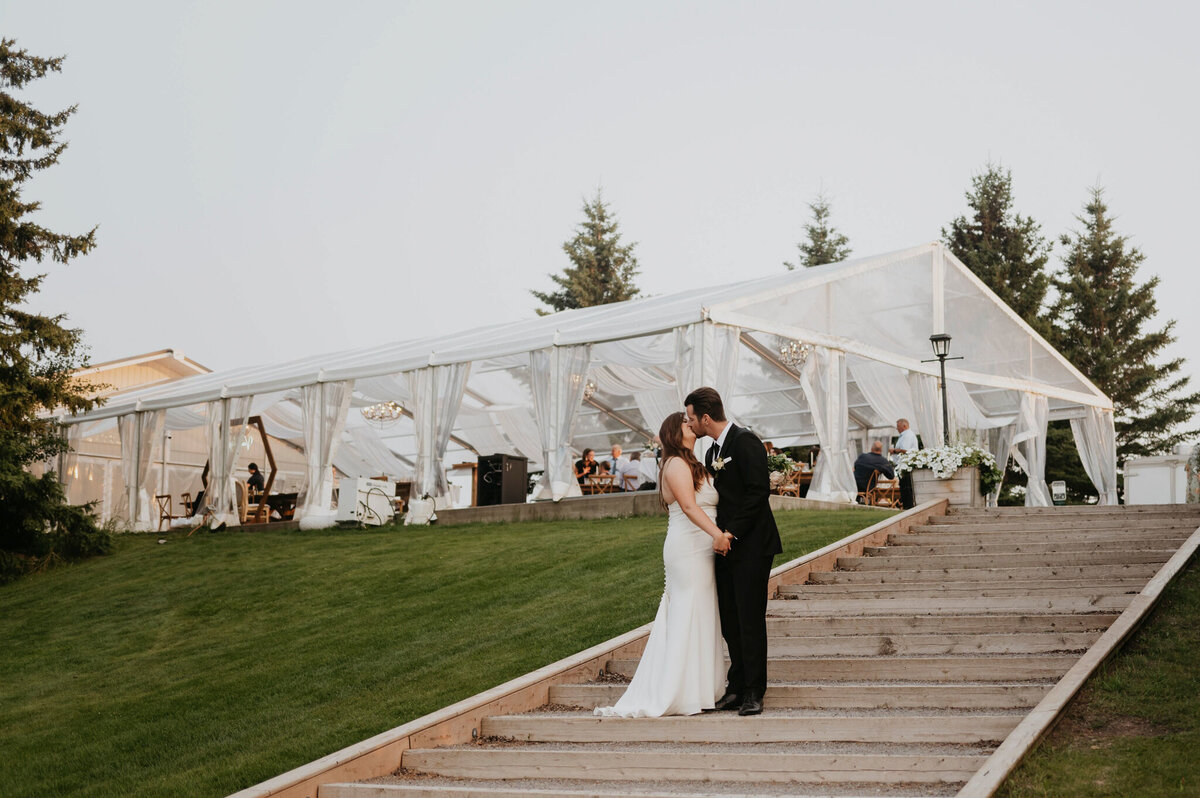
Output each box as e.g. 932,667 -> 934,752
685,387 -> 782,716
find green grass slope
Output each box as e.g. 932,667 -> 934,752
0,508 -> 892,798
999,555 -> 1200,797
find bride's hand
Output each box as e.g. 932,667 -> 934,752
712,532 -> 733,555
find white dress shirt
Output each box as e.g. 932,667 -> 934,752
893,428 -> 918,463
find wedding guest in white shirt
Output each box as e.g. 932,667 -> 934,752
889,418 -> 919,509
618,451 -> 643,490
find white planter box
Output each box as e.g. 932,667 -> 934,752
912,465 -> 983,509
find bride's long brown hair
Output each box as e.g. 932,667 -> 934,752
659,411 -> 708,497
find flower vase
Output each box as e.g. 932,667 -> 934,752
912,465 -> 983,508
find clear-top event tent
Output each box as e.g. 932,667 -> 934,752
59,243 -> 1118,528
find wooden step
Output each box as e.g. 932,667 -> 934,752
766,612 -> 1118,635
891,530 -> 1190,546
866,537 -> 1181,555
400,747 -> 988,785
767,595 -> 1134,614
933,507 -> 1200,519
606,654 -> 1077,681
322,782 -> 951,798
549,681 -> 1051,710
911,520 -> 1197,533
767,631 -> 1097,656
779,580 -> 1146,598
810,564 -> 1158,584
851,549 -> 1176,567
948,504 -> 1200,516
481,711 -> 1019,745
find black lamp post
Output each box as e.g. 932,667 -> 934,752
923,333 -> 963,446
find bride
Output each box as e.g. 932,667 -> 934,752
595,412 -> 733,718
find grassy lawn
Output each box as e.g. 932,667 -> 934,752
0,507 -> 892,798
999,555 -> 1200,798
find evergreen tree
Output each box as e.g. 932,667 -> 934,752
784,193 -> 851,269
943,164 -> 1052,333
1049,186 -> 1199,460
1,39 -> 108,579
532,191 -> 641,314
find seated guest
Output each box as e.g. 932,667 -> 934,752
575,449 -> 598,484
247,462 -> 265,493
853,441 -> 895,495
763,441 -> 775,456
608,444 -> 626,475
618,451 -> 643,490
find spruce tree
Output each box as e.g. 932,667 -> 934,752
532,191 -> 641,314
943,164 -> 1052,333
784,193 -> 851,269
1,39 -> 107,577
1050,186 -> 1199,459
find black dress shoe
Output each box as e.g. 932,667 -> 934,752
738,690 -> 764,716
706,691 -> 742,711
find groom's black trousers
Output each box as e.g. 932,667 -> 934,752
715,553 -> 774,694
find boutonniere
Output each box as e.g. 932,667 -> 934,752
712,456 -> 732,472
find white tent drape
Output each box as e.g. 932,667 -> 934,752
59,422 -> 86,487
1071,406 -> 1119,505
850,358 -> 915,429
297,381 -> 353,527
674,323 -> 741,415
406,363 -> 471,503
202,397 -> 252,526
802,348 -> 857,502
985,424 -> 1017,507
1012,393 -> 1051,507
335,424 -> 413,480
494,406 -> 544,466
530,344 -> 591,501
116,410 -> 164,530
453,406 -> 516,459
907,372 -> 944,448
634,389 -> 682,439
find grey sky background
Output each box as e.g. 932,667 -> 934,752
9,1 -> 1199,428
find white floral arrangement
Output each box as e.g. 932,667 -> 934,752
897,443 -> 1004,493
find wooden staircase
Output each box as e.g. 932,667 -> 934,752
318,505 -> 1200,798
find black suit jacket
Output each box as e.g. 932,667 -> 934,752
708,424 -> 783,562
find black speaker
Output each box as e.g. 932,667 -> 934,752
477,454 -> 528,506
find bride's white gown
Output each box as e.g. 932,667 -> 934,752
594,478 -> 724,717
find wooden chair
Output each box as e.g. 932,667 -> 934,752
154,494 -> 187,531
856,470 -> 880,505
622,473 -> 639,491
776,470 -> 803,498
235,481 -> 249,524
871,476 -> 902,508
246,486 -> 269,524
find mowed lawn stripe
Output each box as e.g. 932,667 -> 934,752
0,508 -> 893,798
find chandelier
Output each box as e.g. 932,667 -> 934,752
361,401 -> 404,422
778,339 -> 814,368
582,377 -> 597,401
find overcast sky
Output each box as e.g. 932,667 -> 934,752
9,1 -> 1198,428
